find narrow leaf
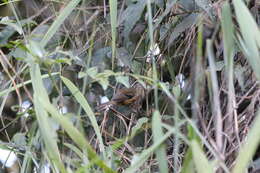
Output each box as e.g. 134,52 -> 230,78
40,0 -> 82,47
152,110 -> 169,173
191,140 -> 214,173
61,76 -> 106,159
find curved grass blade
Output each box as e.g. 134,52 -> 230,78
233,0 -> 260,80
61,76 -> 106,159
39,97 -> 115,173
40,0 -> 82,47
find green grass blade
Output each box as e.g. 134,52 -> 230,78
191,140 -> 214,173
0,72 -> 59,97
152,111 -> 169,173
29,62 -> 66,172
181,148 -> 195,173
124,127 -> 176,173
34,97 -> 66,173
147,0 -> 160,110
221,2 -> 235,83
233,0 -> 260,80
232,110 -> 260,173
159,82 -> 229,172
181,125 -> 199,173
147,0 -> 154,46
39,98 -> 115,173
221,2 -> 234,66
61,76 -> 106,159
40,0 -> 82,47
109,0 -> 117,70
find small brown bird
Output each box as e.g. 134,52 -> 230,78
97,83 -> 145,113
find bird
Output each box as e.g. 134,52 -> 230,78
97,83 -> 145,113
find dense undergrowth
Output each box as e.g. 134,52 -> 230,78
0,0 -> 259,172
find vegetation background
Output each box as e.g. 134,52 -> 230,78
0,0 -> 259,172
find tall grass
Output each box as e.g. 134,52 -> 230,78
0,0 -> 259,172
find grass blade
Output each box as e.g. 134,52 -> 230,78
109,0 -> 117,70
29,61 -> 66,172
191,140 -> 214,173
40,0 -> 82,47
152,110 -> 169,173
124,127 -> 176,173
39,98 -> 115,173
233,0 -> 260,80
61,76 -> 106,159
34,97 -> 66,173
232,110 -> 260,173
0,72 -> 59,97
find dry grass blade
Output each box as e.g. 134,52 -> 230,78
206,39 -> 223,160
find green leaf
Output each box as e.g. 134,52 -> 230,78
168,14 -> 199,47
191,140 -> 214,173
27,42 -> 66,171
39,97 -> 115,173
12,133 -> 27,147
232,110 -> 260,173
27,40 -> 45,58
120,0 -> 146,43
86,66 -> 98,78
109,0 -> 117,69
34,97 -> 66,173
115,75 -> 130,88
0,17 -> 23,34
131,117 -> 148,138
233,0 -> 260,80
98,77 -> 109,90
0,26 -> 16,45
124,122 -> 176,173
152,110 -> 169,173
181,125 -> 199,173
181,148 -> 195,173
78,71 -> 87,79
221,2 -> 234,68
